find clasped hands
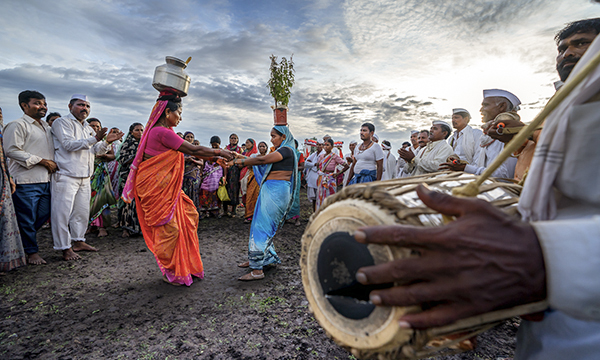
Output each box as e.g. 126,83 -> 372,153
95,127 -> 125,144
226,153 -> 248,168
353,185 -> 547,329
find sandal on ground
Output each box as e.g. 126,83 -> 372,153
243,218 -> 252,224
238,271 -> 264,281
238,261 -> 250,268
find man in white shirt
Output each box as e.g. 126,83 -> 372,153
304,141 -> 323,211
51,95 -> 123,260
401,130 -> 430,176
380,140 -> 396,181
395,141 -> 411,178
447,108 -> 482,164
347,123 -> 384,184
353,18 -> 600,360
400,122 -> 454,176
3,91 -> 57,265
408,130 -> 419,154
440,90 -> 519,178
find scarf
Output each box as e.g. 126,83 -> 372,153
121,101 -> 168,203
240,139 -> 257,179
519,36 -> 600,222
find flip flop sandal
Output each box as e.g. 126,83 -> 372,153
238,261 -> 250,268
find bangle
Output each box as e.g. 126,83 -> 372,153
242,159 -> 245,166
215,149 -> 221,156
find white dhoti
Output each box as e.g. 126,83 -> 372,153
51,173 -> 91,250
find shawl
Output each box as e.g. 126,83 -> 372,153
241,139 -> 257,179
122,101 -> 168,203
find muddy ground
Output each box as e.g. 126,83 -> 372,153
0,189 -> 518,359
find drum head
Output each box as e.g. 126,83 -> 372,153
301,198 -> 415,351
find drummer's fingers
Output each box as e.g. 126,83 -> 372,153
356,257 -> 432,285
354,224 -> 443,247
416,184 -> 480,218
368,280 -> 453,307
399,303 -> 476,330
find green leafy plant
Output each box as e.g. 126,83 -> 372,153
267,54 -> 295,108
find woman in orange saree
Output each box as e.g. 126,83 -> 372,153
121,92 -> 234,286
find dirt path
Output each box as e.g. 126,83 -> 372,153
0,189 -> 518,359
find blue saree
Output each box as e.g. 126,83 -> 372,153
248,126 -> 298,270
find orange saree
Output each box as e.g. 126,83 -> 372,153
134,150 -> 204,286
244,169 -> 260,220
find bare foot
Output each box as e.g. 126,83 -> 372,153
121,230 -> 130,238
27,253 -> 47,265
72,241 -> 98,252
62,248 -> 81,261
162,275 -> 182,286
98,228 -> 108,237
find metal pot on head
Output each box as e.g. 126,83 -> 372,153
152,56 -> 191,97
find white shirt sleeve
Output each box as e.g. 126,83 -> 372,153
373,144 -> 384,161
3,121 -> 43,169
52,118 -> 98,152
532,215 -> 600,321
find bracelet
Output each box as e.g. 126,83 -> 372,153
215,149 -> 221,156
242,159 -> 245,166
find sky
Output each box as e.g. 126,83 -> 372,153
1,0 -> 599,153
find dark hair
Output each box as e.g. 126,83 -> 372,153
294,139 -> 299,148
419,130 -> 430,136
246,138 -> 255,146
402,141 -> 411,147
440,124 -> 452,139
210,135 -> 221,144
258,141 -> 268,148
555,18 -> 600,44
46,112 -> 61,121
361,122 -> 375,133
18,90 -> 45,111
87,117 -> 101,126
272,127 -> 284,136
129,122 -> 143,133
382,140 -> 391,147
325,138 -> 334,146
157,94 -> 182,114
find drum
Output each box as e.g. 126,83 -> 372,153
300,171 -> 547,359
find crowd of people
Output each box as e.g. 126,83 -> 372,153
0,15 -> 599,359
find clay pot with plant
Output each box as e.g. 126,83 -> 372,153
267,54 -> 295,125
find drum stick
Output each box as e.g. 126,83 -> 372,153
452,49 -> 600,198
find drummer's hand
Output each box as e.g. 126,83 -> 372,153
353,185 -> 546,330
488,118 -> 526,143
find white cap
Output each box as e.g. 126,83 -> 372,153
71,94 -> 89,102
483,89 -> 520,108
410,130 -> 419,135
432,120 -> 451,128
349,140 -> 358,145
453,108 -> 470,116
373,134 -> 379,141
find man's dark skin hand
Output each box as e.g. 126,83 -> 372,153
399,148 -> 415,162
487,118 -> 526,143
439,155 -> 465,171
353,185 -> 547,329
39,159 -> 58,173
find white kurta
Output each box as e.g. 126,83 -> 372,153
448,125 -> 482,164
50,112 -> 111,250
381,149 -> 397,181
513,36 -> 600,360
464,136 -> 512,179
304,151 -> 319,200
411,140 -> 454,176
